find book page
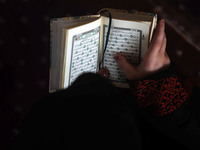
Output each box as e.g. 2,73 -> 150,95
103,25 -> 141,86
69,27 -> 100,84
63,18 -> 101,88
50,16 -> 100,92
101,17 -> 150,88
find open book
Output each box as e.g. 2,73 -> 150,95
49,8 -> 157,92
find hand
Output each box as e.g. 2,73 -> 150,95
114,19 -> 171,80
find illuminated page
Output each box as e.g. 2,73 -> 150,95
63,19 -> 101,88
101,17 -> 150,88
50,16 -> 100,92
69,27 -> 100,84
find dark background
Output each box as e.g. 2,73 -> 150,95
0,0 -> 200,149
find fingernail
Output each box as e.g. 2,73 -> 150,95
114,55 -> 119,62
161,19 -> 165,24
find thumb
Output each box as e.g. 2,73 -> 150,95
114,54 -> 138,80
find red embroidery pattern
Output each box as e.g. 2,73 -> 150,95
129,74 -> 191,116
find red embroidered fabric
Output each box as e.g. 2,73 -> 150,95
129,74 -> 191,116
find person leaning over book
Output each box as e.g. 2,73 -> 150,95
13,19 -> 200,150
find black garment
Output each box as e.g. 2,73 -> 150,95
13,73 -> 200,150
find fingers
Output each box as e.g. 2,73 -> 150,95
160,33 -> 167,54
148,19 -> 166,56
160,34 -> 171,66
155,24 -> 170,67
114,54 -> 138,79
